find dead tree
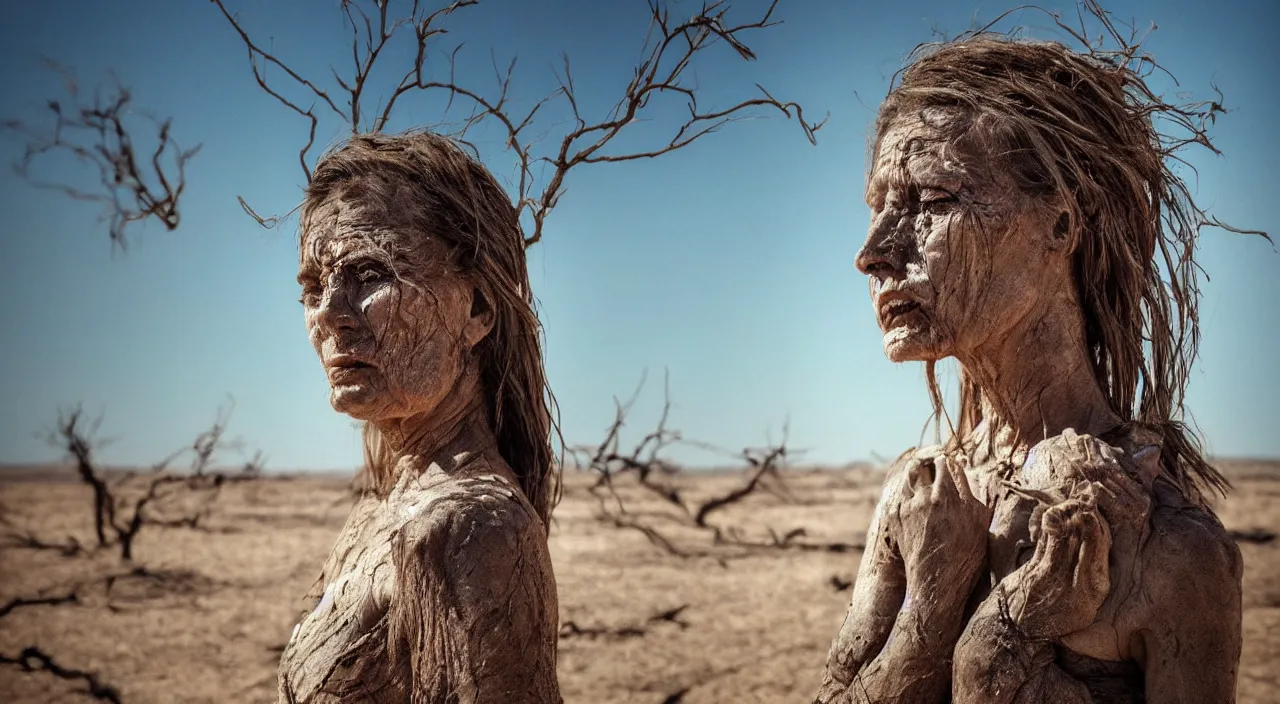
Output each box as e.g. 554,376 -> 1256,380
573,370 -> 861,560
9,403 -> 264,562
0,403 -> 265,701
1,60 -> 200,251
1,400 -> 264,565
210,0 -> 824,238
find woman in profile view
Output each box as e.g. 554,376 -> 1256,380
816,21 -> 1254,704
277,131 -> 562,704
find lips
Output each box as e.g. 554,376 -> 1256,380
877,294 -> 922,328
330,358 -> 371,367
326,354 -> 375,381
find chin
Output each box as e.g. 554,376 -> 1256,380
329,385 -> 385,420
881,328 -> 942,363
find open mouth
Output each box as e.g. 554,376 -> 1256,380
879,299 -> 921,327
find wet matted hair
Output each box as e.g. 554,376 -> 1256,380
873,5 -> 1268,506
300,131 -> 561,526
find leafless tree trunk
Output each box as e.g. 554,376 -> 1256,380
24,403 -> 264,562
0,406 -> 265,701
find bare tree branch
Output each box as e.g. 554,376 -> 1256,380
558,603 -> 690,640
0,406 -> 263,699
14,402 -> 265,562
0,512 -> 88,557
210,0 -> 825,245
572,372 -> 859,560
2,60 -> 200,251
0,591 -> 80,619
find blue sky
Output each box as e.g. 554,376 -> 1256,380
1,0 -> 1276,471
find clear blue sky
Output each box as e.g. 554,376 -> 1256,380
1,0 -> 1276,471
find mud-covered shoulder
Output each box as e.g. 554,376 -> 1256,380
1143,486 -> 1243,594
1127,485 -> 1243,691
394,467 -> 548,565
386,467 -> 561,703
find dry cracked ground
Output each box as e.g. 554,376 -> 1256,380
1,461 -> 1277,703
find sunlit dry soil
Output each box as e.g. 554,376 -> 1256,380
1,461 -> 1277,703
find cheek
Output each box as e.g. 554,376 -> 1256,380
368,284 -> 469,381
918,212 -> 995,339
359,284 -> 401,336
917,213 -> 966,289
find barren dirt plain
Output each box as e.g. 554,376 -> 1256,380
1,460 -> 1277,703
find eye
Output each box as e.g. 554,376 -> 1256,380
354,263 -> 389,286
919,187 -> 959,214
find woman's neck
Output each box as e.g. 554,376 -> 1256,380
374,371 -> 501,480
957,288 -> 1120,451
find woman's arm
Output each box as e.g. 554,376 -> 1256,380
1137,504 -> 1243,703
952,482 -> 1111,704
392,492 -> 562,704
817,451 -> 990,704
953,585 -> 1094,704
954,491 -> 1243,704
814,459 -> 909,702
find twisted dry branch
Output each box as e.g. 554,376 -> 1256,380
573,370 -> 859,560
2,60 -> 200,251
210,0 -> 824,242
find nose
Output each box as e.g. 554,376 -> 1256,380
855,212 -> 905,277
315,280 -> 359,332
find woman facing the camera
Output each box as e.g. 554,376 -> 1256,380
277,131 -> 562,704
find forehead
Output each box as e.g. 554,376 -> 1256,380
298,191 -> 447,272
868,108 -> 971,192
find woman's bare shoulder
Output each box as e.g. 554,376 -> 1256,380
868,446 -> 930,524
1143,480 -> 1241,584
389,458 -> 546,562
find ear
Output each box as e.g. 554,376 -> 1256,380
462,285 -> 495,350
1046,210 -> 1075,255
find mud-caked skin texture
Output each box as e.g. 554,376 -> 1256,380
816,41 -> 1243,702
277,459 -> 559,703
278,136 -> 562,704
954,428 -> 1243,704
818,429 -> 1242,704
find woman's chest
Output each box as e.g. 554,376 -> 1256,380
984,487 -> 1041,581
276,500 -> 412,702
976,466 -> 1153,664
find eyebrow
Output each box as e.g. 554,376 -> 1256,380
864,166 -> 908,207
297,245 -> 401,285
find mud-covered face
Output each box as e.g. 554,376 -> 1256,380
296,192 -> 492,422
857,108 -> 1066,363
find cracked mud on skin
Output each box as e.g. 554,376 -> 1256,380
816,32 -> 1245,704
278,132 -> 562,704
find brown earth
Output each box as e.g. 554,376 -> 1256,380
1,461 -> 1277,703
